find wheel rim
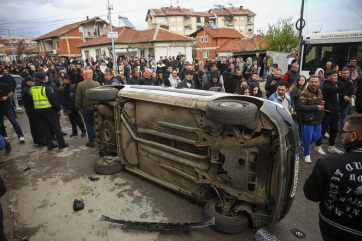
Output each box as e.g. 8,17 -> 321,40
215,101 -> 248,108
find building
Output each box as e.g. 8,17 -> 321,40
209,6 -> 256,38
76,27 -> 195,62
189,27 -> 244,61
146,6 -> 198,36
34,17 -> 109,57
146,5 -> 255,37
216,36 -> 263,57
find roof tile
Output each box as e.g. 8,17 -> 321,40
217,36 -> 263,52
204,27 -> 244,38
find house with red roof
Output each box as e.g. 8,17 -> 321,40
189,27 -> 244,61
34,17 -> 109,57
76,27 -> 195,62
146,5 -> 255,37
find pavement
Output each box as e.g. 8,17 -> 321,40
0,96 -> 348,241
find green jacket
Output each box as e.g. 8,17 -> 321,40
177,79 -> 195,89
76,78 -> 100,109
263,56 -> 273,68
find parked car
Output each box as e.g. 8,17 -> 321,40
87,85 -> 299,234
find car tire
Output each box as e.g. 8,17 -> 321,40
86,87 -> 118,101
204,197 -> 249,234
206,100 -> 257,125
94,158 -> 123,175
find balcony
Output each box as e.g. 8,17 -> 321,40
225,21 -> 234,26
184,22 -> 192,27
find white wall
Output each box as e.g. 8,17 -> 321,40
154,43 -> 193,62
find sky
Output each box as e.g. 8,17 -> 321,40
0,0 -> 361,38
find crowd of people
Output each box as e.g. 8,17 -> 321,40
0,51 -> 361,241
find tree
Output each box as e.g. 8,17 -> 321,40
259,18 -> 299,52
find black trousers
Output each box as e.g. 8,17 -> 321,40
25,110 -> 43,144
315,112 -> 339,146
69,111 -> 86,133
37,113 -> 65,148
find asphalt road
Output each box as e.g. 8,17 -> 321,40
0,107 -> 346,241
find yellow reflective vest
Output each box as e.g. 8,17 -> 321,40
30,86 -> 52,109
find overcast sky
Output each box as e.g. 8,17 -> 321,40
0,0 -> 361,38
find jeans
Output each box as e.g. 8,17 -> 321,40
262,67 -> 270,81
257,66 -> 261,76
301,124 -> 322,156
338,105 -> 349,129
82,107 -> 95,145
151,67 -> 156,73
0,108 -> 24,138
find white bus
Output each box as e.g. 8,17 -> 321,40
299,30 -> 362,77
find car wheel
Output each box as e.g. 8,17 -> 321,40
94,157 -> 123,175
99,120 -> 117,150
204,197 -> 249,234
86,87 -> 118,101
206,100 -> 257,125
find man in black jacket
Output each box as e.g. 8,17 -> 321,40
222,63 -> 233,93
128,69 -> 140,85
67,64 -> 80,87
140,69 -> 158,86
225,68 -> 243,94
304,114 -> 362,241
265,69 -> 283,98
62,75 -> 86,137
283,63 -> 300,86
315,70 -> 357,156
338,68 -> 354,129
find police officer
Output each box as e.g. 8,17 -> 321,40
30,73 -> 68,151
21,77 -> 45,146
62,75 -> 86,137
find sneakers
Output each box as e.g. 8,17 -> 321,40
86,142 -> 95,148
324,132 -> 330,138
303,155 -> 311,164
70,132 -> 78,137
59,143 -> 69,150
48,144 -> 59,151
315,146 -> 326,156
15,107 -> 23,111
19,136 -> 25,143
327,146 -> 344,154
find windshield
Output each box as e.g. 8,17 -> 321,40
302,42 -> 362,70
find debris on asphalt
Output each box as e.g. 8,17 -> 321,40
23,166 -> 31,172
88,176 -> 100,181
73,199 -> 84,211
97,214 -> 215,232
290,228 -> 306,239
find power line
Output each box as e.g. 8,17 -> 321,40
338,0 -> 362,18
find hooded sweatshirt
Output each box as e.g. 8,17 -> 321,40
202,71 -> 223,91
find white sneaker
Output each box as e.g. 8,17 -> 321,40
16,107 -> 23,110
327,146 -> 344,154
315,146 -> 326,156
304,155 -> 311,163
324,132 -> 330,138
19,136 -> 25,143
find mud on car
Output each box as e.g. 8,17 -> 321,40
87,85 -> 299,234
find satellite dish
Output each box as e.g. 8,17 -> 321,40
213,4 -> 224,9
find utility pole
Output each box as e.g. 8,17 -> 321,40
107,0 -> 117,72
299,0 -> 305,41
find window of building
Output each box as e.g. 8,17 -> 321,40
240,25 -> 245,30
234,16 -> 239,21
234,25 -> 239,30
201,37 -> 204,43
160,17 -> 167,23
203,51 -> 209,58
240,16 -> 245,21
177,16 -> 182,22
171,26 -> 177,31
205,36 -> 208,42
200,17 -> 205,24
54,40 -> 59,50
177,26 -> 183,31
170,17 -> 176,22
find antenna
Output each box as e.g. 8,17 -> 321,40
319,22 -> 324,33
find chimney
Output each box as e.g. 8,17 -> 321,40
177,6 -> 181,9
240,6 -> 243,10
87,16 -> 89,20
170,5 -> 173,10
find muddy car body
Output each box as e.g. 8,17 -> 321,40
87,85 -> 299,233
